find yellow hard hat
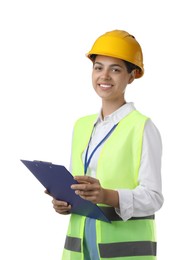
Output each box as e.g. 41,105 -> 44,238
86,30 -> 144,78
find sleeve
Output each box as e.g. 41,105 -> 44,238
115,119 -> 164,221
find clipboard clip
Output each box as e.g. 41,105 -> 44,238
33,160 -> 52,164
33,160 -> 52,167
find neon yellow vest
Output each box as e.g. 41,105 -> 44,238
62,110 -> 157,260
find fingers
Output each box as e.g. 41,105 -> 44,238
75,189 -> 99,197
75,190 -> 100,203
44,189 -> 52,196
45,190 -> 72,215
52,199 -> 71,215
71,176 -> 99,191
74,175 -> 98,184
71,176 -> 104,204
71,183 -> 100,199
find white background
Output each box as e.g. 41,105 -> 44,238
0,0 -> 190,259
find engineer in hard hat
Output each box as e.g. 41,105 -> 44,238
51,30 -> 164,260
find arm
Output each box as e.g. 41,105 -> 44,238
116,119 -> 164,220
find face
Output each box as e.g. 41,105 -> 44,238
92,55 -> 135,103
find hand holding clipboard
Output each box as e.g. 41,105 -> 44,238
21,160 -> 110,222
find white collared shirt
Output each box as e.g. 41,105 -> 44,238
72,102 -> 164,220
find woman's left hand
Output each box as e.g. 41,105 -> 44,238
71,176 -> 105,204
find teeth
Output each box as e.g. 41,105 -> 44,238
100,84 -> 112,88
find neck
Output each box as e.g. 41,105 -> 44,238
101,99 -> 126,119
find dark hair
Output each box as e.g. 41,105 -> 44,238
123,60 -> 141,74
89,54 -> 97,62
90,54 -> 141,74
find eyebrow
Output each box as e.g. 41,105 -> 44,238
94,62 -> 123,68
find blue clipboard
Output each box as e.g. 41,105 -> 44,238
21,159 -> 110,223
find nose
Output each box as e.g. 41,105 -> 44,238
100,68 -> 111,80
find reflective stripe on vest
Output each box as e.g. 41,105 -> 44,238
64,236 -> 81,252
99,241 -> 156,258
64,236 -> 156,258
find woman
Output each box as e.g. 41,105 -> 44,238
51,30 -> 164,260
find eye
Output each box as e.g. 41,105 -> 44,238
93,65 -> 103,71
111,67 -> 121,73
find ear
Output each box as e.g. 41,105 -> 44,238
128,70 -> 136,84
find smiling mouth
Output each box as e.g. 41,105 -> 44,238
99,84 -> 113,89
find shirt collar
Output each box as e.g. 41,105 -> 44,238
95,102 -> 136,125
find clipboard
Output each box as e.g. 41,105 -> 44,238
21,159 -> 110,223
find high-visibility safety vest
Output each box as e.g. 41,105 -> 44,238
62,110 -> 157,260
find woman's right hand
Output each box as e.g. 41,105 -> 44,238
52,198 -> 71,215
45,189 -> 71,215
